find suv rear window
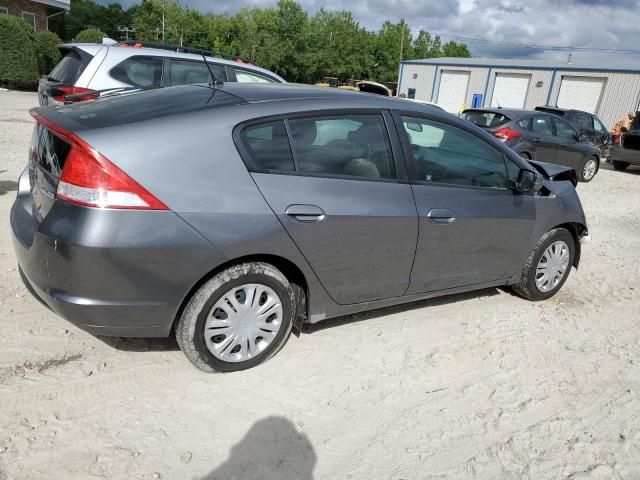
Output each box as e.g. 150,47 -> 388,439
110,56 -> 163,88
48,49 -> 91,84
461,111 -> 510,128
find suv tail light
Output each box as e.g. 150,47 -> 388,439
493,127 -> 522,142
30,110 -> 168,210
52,85 -> 99,103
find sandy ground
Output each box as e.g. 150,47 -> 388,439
1,90 -> 640,480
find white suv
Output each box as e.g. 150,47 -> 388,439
38,40 -> 286,105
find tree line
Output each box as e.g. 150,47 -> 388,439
65,0 -> 471,84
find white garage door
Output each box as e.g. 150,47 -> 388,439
491,73 -> 530,108
557,76 -> 605,114
437,71 -> 469,113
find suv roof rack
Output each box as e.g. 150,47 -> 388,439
114,40 -> 251,64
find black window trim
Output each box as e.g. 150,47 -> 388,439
109,55 -> 165,89
233,108 -> 409,184
391,109 -> 519,193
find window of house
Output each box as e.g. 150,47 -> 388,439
407,88 -> 416,99
22,11 -> 36,30
0,7 -> 9,14
401,116 -> 509,189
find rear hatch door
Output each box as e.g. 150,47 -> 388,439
38,45 -> 99,106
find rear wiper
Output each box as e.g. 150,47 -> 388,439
63,86 -> 146,103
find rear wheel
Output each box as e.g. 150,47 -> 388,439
519,152 -> 531,159
512,228 -> 575,301
612,160 -> 629,171
176,262 -> 296,372
580,156 -> 598,182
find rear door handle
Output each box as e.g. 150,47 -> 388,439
427,208 -> 456,224
285,204 -> 326,223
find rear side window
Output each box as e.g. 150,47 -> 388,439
553,118 -> 577,139
289,115 -> 396,180
461,111 -> 510,128
241,121 -> 295,172
167,59 -> 226,85
49,50 -> 91,84
573,112 -> 593,130
517,118 -> 531,129
234,68 -> 278,83
110,56 -> 163,88
531,116 -> 553,135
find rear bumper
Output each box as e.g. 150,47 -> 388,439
10,175 -> 225,337
609,145 -> 640,165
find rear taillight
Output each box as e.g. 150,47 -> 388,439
493,127 -> 522,142
30,110 -> 168,210
52,85 -> 99,103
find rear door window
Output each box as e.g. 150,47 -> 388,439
573,112 -> 593,131
110,56 -> 163,88
288,115 -> 396,180
167,59 -> 226,85
553,117 -> 578,139
240,121 -> 295,172
531,116 -> 553,135
517,118 -> 531,129
461,111 -> 510,128
48,49 -> 91,84
233,68 -> 278,83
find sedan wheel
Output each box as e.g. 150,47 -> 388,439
535,241 -> 570,293
176,262 -> 296,372
205,283 -> 284,362
581,157 -> 598,182
512,228 -> 575,301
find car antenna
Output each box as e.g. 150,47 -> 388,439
201,53 -> 222,89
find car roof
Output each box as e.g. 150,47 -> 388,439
462,107 -> 534,117
62,43 -> 286,82
36,83 -> 463,132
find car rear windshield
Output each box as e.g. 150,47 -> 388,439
48,49 -> 92,84
461,111 -> 511,129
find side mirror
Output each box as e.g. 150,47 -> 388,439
515,169 -> 544,194
406,122 -> 423,133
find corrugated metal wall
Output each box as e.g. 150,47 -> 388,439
547,71 -> 640,128
399,62 -> 640,128
398,64 -> 436,101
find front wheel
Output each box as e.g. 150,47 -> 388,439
612,160 -> 629,171
512,228 -> 575,301
580,156 -> 598,182
176,262 -> 296,372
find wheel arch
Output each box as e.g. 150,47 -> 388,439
553,222 -> 587,268
172,254 -> 309,335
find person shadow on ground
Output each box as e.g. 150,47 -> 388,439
199,416 -> 316,480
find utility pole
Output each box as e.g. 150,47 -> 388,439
399,19 -> 407,62
161,0 -> 166,43
117,26 -> 136,41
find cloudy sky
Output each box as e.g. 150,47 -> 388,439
102,0 -> 640,65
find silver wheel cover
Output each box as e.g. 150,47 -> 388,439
583,159 -> 597,180
204,283 -> 283,363
535,240 -> 570,293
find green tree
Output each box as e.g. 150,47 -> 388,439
65,0 -> 131,41
73,27 -> 107,43
35,31 -> 62,75
441,40 -> 471,57
0,14 -> 38,87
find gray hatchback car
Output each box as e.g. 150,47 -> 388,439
12,84 -> 589,372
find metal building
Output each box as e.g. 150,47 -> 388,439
397,57 -> 640,129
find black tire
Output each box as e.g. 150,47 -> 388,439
512,228 -> 575,301
612,160 -> 629,171
176,262 -> 296,373
579,156 -> 598,182
519,152 -> 531,159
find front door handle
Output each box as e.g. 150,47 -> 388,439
427,208 -> 456,224
285,204 -> 326,223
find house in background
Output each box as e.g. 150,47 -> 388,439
0,0 -> 69,34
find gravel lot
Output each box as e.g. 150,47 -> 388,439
1,90 -> 640,480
